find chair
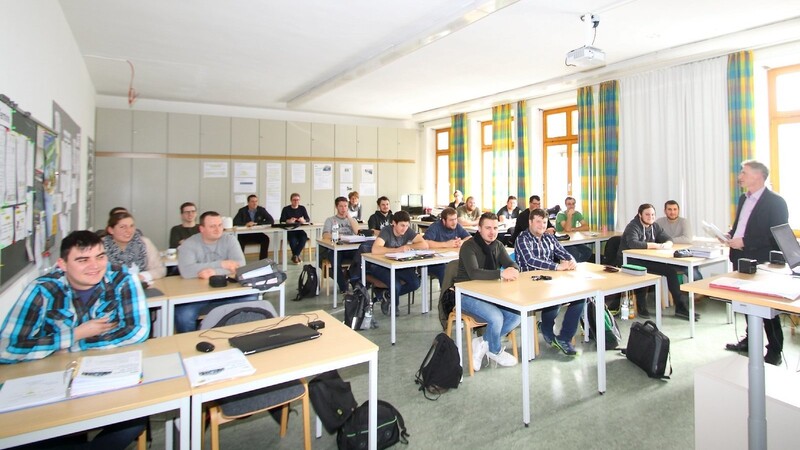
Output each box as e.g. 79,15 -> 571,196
365,274 -> 414,315
321,259 -> 351,295
198,300 -> 311,450
438,261 -> 529,376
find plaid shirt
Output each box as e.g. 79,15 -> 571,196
514,230 -> 574,271
0,263 -> 150,363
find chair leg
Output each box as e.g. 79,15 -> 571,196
508,330 -> 519,361
210,409 -> 221,450
279,404 -> 289,437
302,391 -> 312,450
137,429 -> 147,450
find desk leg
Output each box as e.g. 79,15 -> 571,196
421,266 -> 429,314
315,417 -> 322,439
595,240 -> 601,264
279,284 -> 285,317
390,267 -> 396,345
368,355 -> 378,450
179,398 -> 190,450
747,313 -> 767,450
596,292 -> 606,393
688,267 -> 695,338
583,301 -> 590,343
281,230 -> 288,272
654,280 -> 662,330
520,310 -> 531,426
167,303 -> 175,336
315,242 -> 321,296
455,289 -> 463,368
190,396 -> 201,450
333,247 -> 339,309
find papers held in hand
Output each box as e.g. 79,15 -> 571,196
702,220 -> 730,243
183,348 -> 256,387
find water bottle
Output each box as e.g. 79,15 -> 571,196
620,292 -> 629,321
628,294 -> 636,320
331,222 -> 340,243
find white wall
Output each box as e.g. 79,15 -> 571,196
0,1 -> 96,318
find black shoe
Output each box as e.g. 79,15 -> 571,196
380,291 -> 391,315
725,338 -> 748,352
637,309 -> 651,320
764,351 -> 782,366
674,309 -> 700,321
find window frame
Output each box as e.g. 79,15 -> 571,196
542,105 -> 579,207
767,63 -> 800,233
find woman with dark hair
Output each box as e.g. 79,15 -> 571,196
103,212 -> 165,284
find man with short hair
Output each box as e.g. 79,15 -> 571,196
233,194 -> 274,260
367,196 -> 393,236
456,213 -> 520,371
322,196 -> 361,293
177,211 -> 253,332
496,195 -> 521,223
0,230 -> 149,447
169,201 -> 200,248
655,200 -> 693,244
457,196 -> 481,227
423,207 -> 472,284
724,160 -> 789,366
369,211 -> 428,311
279,193 -> 310,264
510,195 -> 555,245
516,209 -> 582,356
556,196 -> 593,262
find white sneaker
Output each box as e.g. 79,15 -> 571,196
487,346 -> 518,367
472,337 -> 488,372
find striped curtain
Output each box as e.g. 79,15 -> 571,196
449,113 -> 468,199
492,104 -> 513,209
577,87 -> 596,228
598,80 -> 620,231
727,51 -> 755,222
516,100 -> 529,200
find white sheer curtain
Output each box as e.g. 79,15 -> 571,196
618,57 -> 731,236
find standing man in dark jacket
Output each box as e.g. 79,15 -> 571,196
724,160 -> 788,366
233,194 -> 274,260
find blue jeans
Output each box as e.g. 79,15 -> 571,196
367,265 -> 420,302
174,294 -> 259,333
565,244 -> 593,262
428,264 -> 445,286
541,300 -> 586,342
287,230 -> 308,257
461,294 -> 521,354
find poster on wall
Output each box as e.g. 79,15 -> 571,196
313,163 -> 333,190
53,102 -> 81,233
265,162 -> 282,219
38,125 -> 58,248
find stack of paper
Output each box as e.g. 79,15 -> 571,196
689,246 -> 723,258
70,350 -> 143,397
710,276 -> 800,300
183,348 -> 256,387
385,250 -> 436,260
0,371 -> 68,412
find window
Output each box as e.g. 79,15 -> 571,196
435,128 -> 451,206
543,106 -> 579,209
481,121 -> 494,210
480,120 -> 517,212
768,64 -> 800,231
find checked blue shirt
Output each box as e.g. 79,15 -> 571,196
514,230 -> 574,271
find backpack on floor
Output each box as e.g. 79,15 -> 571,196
344,282 -> 371,330
582,299 -> 622,350
308,370 -> 358,434
293,264 -> 318,301
337,400 -> 409,450
414,333 -> 462,400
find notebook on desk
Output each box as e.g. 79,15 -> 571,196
229,323 -> 321,355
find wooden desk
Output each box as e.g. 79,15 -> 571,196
682,271 -> 800,450
154,276 -> 285,335
360,252 -> 460,344
0,337 -> 191,449
623,243 -> 730,337
454,263 -> 661,426
177,310 -> 379,450
562,231 -> 621,264
316,238 -> 362,308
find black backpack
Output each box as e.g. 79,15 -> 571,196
414,333 -> 462,400
337,400 -> 409,450
293,264 -> 318,301
308,370 -> 358,434
582,299 -> 622,350
343,282 -> 371,330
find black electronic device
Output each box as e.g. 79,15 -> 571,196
196,341 -> 215,353
673,249 -> 692,258
769,250 -> 785,265
229,323 -> 321,355
308,320 -> 326,330
209,275 -> 228,288
737,258 -> 758,274
770,224 -> 800,274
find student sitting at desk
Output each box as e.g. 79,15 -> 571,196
510,195 -> 555,246
448,189 -> 464,209
322,197 -> 362,294
347,191 -> 362,221
169,201 -> 200,248
368,211 -> 428,313
515,208 -> 582,356
0,230 -> 149,448
423,207 -> 471,285
233,194 -> 274,260
556,196 -> 593,262
367,196 -> 393,236
456,196 -> 481,227
103,212 -> 166,284
456,213 -> 520,371
280,193 -> 311,264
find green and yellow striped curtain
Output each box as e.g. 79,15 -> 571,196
577,87 -> 596,228
727,51 -> 755,222
598,80 -> 620,231
492,104 -> 513,208
450,113 -> 468,198
516,100 -> 529,199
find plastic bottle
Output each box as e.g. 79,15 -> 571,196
620,292 -> 629,321
331,222 -> 340,243
628,294 -> 636,320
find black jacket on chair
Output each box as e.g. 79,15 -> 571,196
728,188 -> 788,269
233,206 -> 275,227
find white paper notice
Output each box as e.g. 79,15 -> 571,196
340,184 -> 354,197
16,134 -> 28,201
0,102 -> 11,129
291,163 -> 305,184
0,130 -> 6,203
234,194 -> 247,205
14,204 -> 26,240
340,164 -> 353,183
0,207 -> 13,247
234,162 -> 257,178
361,164 -> 375,183
359,183 -> 376,197
314,163 -> 333,190
265,162 -> 282,218
203,162 -> 228,178
4,131 -> 17,204
233,177 -> 257,193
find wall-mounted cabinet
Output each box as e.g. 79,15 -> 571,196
200,115 -> 231,155
287,121 -> 311,157
132,111 -> 167,153
378,127 -> 398,160
356,126 -> 378,159
311,123 -> 335,158
231,117 -> 259,156
335,125 -> 356,158
168,113 -> 200,154
260,119 -> 286,156
96,108 -> 131,152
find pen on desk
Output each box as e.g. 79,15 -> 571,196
64,361 -> 78,397
199,368 -> 225,376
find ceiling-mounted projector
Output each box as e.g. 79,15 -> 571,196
566,45 -> 605,67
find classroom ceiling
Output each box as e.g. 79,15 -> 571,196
59,0 -> 800,121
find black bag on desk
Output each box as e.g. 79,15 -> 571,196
337,400 -> 409,450
624,320 -> 672,379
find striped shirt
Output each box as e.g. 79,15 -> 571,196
514,230 -> 574,271
0,263 -> 150,363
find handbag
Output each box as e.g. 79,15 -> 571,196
623,320 -> 671,379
